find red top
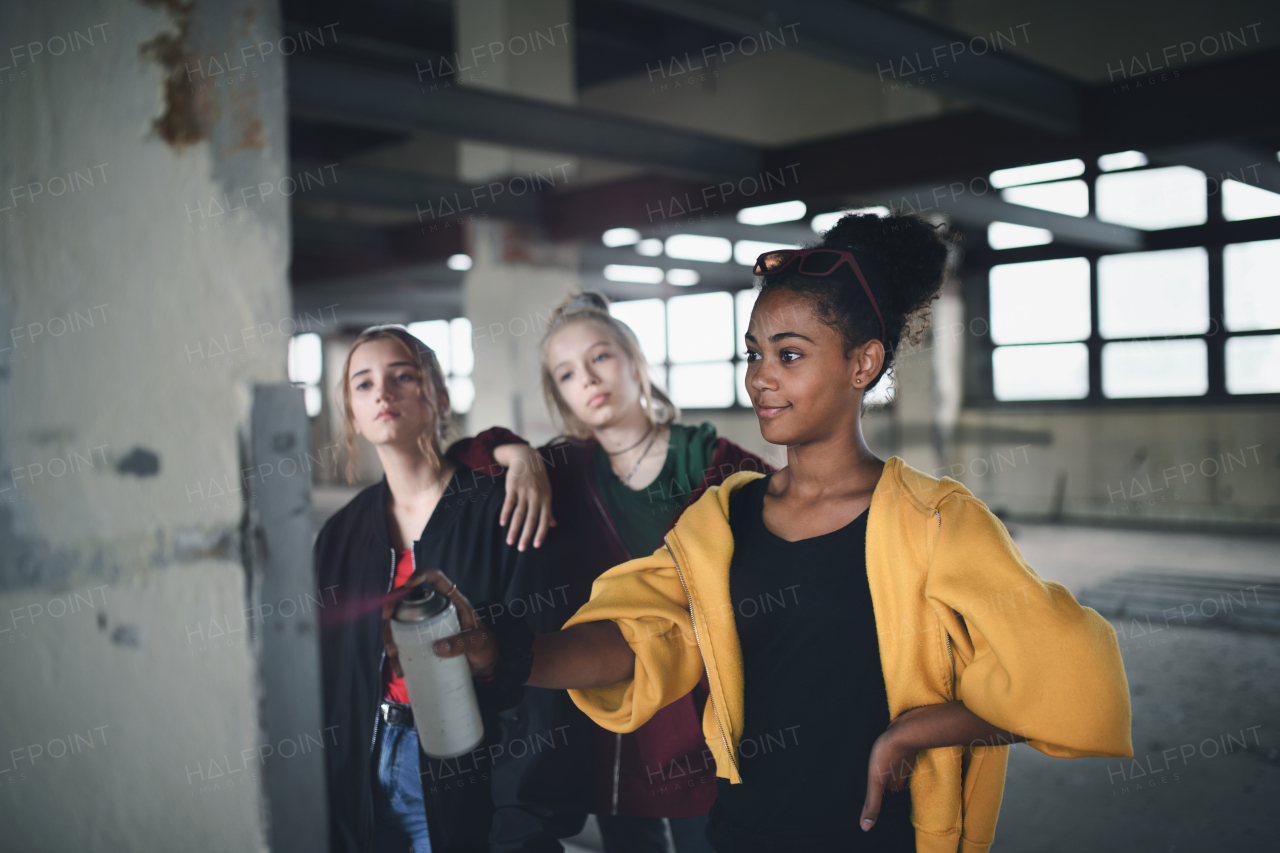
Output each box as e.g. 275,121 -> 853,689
382,549 -> 417,704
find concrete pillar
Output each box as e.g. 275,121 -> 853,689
0,1 -> 291,849
932,277 -> 966,460
455,0 -> 577,181
465,219 -> 580,444
890,317 -> 938,473
456,0 -> 581,442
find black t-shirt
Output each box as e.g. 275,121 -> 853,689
706,475 -> 915,853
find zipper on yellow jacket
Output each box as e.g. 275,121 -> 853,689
666,534 -> 741,783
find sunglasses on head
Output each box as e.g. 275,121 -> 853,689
753,248 -> 887,344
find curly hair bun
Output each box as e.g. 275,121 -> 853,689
761,211 -> 958,392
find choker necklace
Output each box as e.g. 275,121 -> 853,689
604,424 -> 654,456
618,426 -> 662,487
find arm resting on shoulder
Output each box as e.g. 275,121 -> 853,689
444,426 -> 527,470
445,427 -> 554,550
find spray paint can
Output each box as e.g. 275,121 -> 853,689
390,585 -> 484,758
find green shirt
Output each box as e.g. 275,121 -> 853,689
593,422 -> 719,560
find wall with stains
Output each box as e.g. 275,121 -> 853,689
0,0 -> 289,849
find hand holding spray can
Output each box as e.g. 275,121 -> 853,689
390,585 -> 485,758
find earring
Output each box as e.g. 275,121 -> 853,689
855,379 -> 862,385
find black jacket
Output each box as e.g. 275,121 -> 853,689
315,464 -> 584,853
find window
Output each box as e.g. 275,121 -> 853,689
1224,239 -> 1280,331
604,264 -> 665,284
665,234 -> 732,263
667,292 -> 734,363
988,256 -> 1092,400
1097,150 -> 1148,172
972,154 -> 1280,404
1223,239 -> 1280,395
1001,180 -> 1089,217
609,299 -> 666,365
1226,335 -> 1280,394
668,292 -> 735,408
989,257 -> 1091,346
993,343 -> 1089,401
609,289 -> 758,410
1222,180 -> 1280,222
988,221 -> 1052,250
737,200 -> 806,225
287,333 -> 324,417
990,159 -> 1085,188
1102,339 -> 1208,399
990,157 -> 1088,218
407,318 -> 475,414
611,286 -> 900,411
669,362 -> 736,408
1096,248 -> 1211,399
1095,166 -> 1207,230
1097,248 -> 1209,339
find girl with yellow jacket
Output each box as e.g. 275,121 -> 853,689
411,212 -> 1133,852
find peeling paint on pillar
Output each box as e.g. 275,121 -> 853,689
139,0 -> 208,147
0,0 -> 290,849
117,447 -> 161,476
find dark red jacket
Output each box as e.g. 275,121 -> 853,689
447,427 -> 773,818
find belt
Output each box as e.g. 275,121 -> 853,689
380,700 -> 414,728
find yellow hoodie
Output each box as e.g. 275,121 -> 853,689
564,458 -> 1132,853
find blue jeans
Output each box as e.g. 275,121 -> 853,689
372,721 -> 432,853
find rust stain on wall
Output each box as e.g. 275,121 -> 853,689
138,0 -> 211,147
228,88 -> 267,151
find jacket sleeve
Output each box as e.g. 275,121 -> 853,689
927,493 -> 1133,759
562,551 -> 705,734
444,426 -> 528,471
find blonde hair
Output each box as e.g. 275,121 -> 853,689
540,292 -> 678,439
338,324 -> 450,484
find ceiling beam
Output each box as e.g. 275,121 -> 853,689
293,159 -> 540,219
764,112 -> 1079,200
291,268 -> 464,327
762,50 -> 1280,202
1150,142 -> 1280,196
851,183 -> 1143,251
288,55 -> 760,179
1084,48 -> 1280,147
621,0 -> 1081,133
291,209 -> 465,286
654,218 -> 814,246
284,35 -> 1279,258
292,216 -> 389,254
583,245 -> 762,285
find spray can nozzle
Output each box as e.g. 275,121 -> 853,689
394,585 -> 450,623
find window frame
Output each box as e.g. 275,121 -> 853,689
611,287 -> 756,413
406,318 -> 476,414
964,161 -> 1280,408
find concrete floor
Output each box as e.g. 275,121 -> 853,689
991,522 -> 1280,853
312,488 -> 1280,851
996,624 -> 1280,853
